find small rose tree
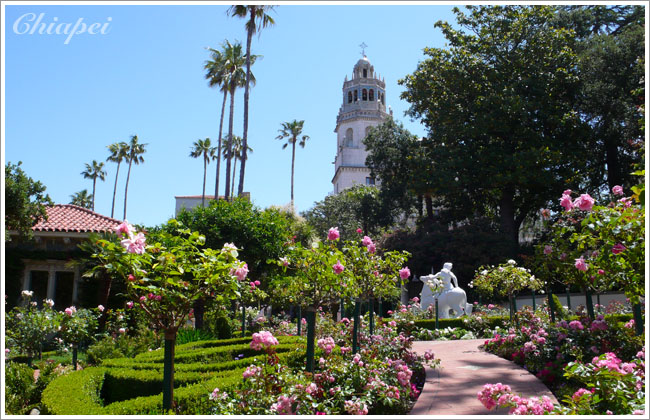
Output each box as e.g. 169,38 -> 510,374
57,305 -> 100,370
470,260 -> 544,322
86,219 -> 245,410
537,180 -> 644,323
341,232 -> 410,338
270,227 -> 351,372
5,292 -> 58,362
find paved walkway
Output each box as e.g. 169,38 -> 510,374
410,339 -> 558,416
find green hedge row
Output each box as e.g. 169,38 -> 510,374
43,336 -> 304,415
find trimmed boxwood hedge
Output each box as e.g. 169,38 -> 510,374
42,336 -> 304,415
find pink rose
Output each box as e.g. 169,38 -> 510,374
611,243 -> 626,255
543,245 -> 552,255
128,274 -> 135,282
573,194 -> 595,211
332,261 -> 345,274
126,301 -> 134,309
612,185 -> 623,196
563,189 -> 572,196
618,197 -> 632,208
327,227 -> 340,241
97,305 -> 105,312
399,267 -> 411,280
362,236 -> 373,246
115,220 -> 134,236
367,243 -> 376,254
233,263 -> 249,281
356,228 -> 363,234
598,269 -> 605,275
254,280 -> 261,286
560,194 -> 574,211
575,258 -> 588,272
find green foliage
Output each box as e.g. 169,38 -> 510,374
175,198 -> 293,282
59,307 -> 100,345
550,294 -> 569,319
69,189 -> 93,209
5,161 -> 53,241
399,6 -> 590,249
302,185 -> 398,243
5,295 -> 59,359
85,331 -> 161,366
176,327 -> 218,345
471,259 -> 544,300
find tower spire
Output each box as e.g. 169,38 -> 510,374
359,42 -> 367,57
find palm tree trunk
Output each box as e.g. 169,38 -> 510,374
123,159 -> 133,220
237,9 -> 255,197
231,157 -> 237,200
111,162 -> 121,218
225,85 -> 235,200
92,178 -> 97,211
201,157 -> 207,207
215,90 -> 228,199
290,140 -> 296,205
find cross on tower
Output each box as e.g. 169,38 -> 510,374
359,42 -> 368,57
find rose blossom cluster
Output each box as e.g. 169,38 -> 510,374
361,235 -> 376,254
560,190 -> 595,212
64,306 -> 77,316
343,398 -> 368,415
242,365 -> 263,379
116,220 -> 146,254
478,383 -> 555,414
250,330 -> 279,351
327,227 -> 340,241
317,337 -> 336,355
270,395 -> 296,415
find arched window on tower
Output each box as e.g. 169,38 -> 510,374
369,89 -> 374,101
345,128 -> 353,147
362,89 -> 368,101
363,68 -> 367,78
348,91 -> 352,103
354,90 -> 358,102
381,93 -> 385,105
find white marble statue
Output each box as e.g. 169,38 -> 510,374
420,262 -> 472,319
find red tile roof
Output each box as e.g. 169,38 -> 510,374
32,204 -> 123,233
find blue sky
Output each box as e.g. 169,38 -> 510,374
4,3 -> 458,227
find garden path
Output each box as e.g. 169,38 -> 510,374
410,339 -> 558,415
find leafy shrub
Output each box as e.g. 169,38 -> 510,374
86,330 -> 161,366
176,327 -> 218,345
5,359 -> 71,414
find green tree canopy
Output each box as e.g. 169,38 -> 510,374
70,189 -> 93,209
399,5 -> 591,253
5,161 -> 53,241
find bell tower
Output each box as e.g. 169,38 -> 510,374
332,49 -> 390,194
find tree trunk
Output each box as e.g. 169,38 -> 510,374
225,85 -> 235,200
194,298 -> 205,330
237,8 -> 255,197
231,157 -> 237,200
215,90 -> 228,199
111,161 -> 121,218
305,308 -> 316,373
417,195 -> 423,218
424,194 -> 433,220
604,129 -> 622,190
162,330 -> 177,411
98,272 -> 112,330
290,140 -> 296,204
91,178 -> 97,211
123,159 -> 133,220
499,188 -> 519,255
201,158 -> 207,207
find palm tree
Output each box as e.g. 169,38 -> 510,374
190,138 -> 217,207
81,160 -> 106,212
123,135 -> 147,220
276,120 -> 310,206
228,5 -> 275,197
69,189 -> 93,209
204,44 -> 230,200
217,41 -> 256,200
106,142 -> 130,218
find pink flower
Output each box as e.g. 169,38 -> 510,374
127,274 -> 135,282
573,194 -> 595,211
563,189 -> 572,196
612,243 -> 626,255
118,327 -> 126,334
598,269 -> 605,275
575,257 -> 588,272
64,306 -> 77,316
126,301 -> 134,309
618,197 -> 632,208
250,331 -> 279,350
362,236 -> 373,246
139,296 -> 146,302
121,232 -> 146,254
543,245 -> 552,255
560,194 -> 574,211
332,261 -> 345,274
356,228 -> 363,234
327,227 -> 340,241
569,320 -> 584,330
115,220 -> 134,236
254,280 -> 261,286
97,305 -> 105,312
366,243 -> 376,253
488,304 -> 495,310
243,365 -> 262,379
612,185 -> 624,196
233,263 -> 249,281
399,267 -> 411,280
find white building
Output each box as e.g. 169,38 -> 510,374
332,55 -> 392,194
